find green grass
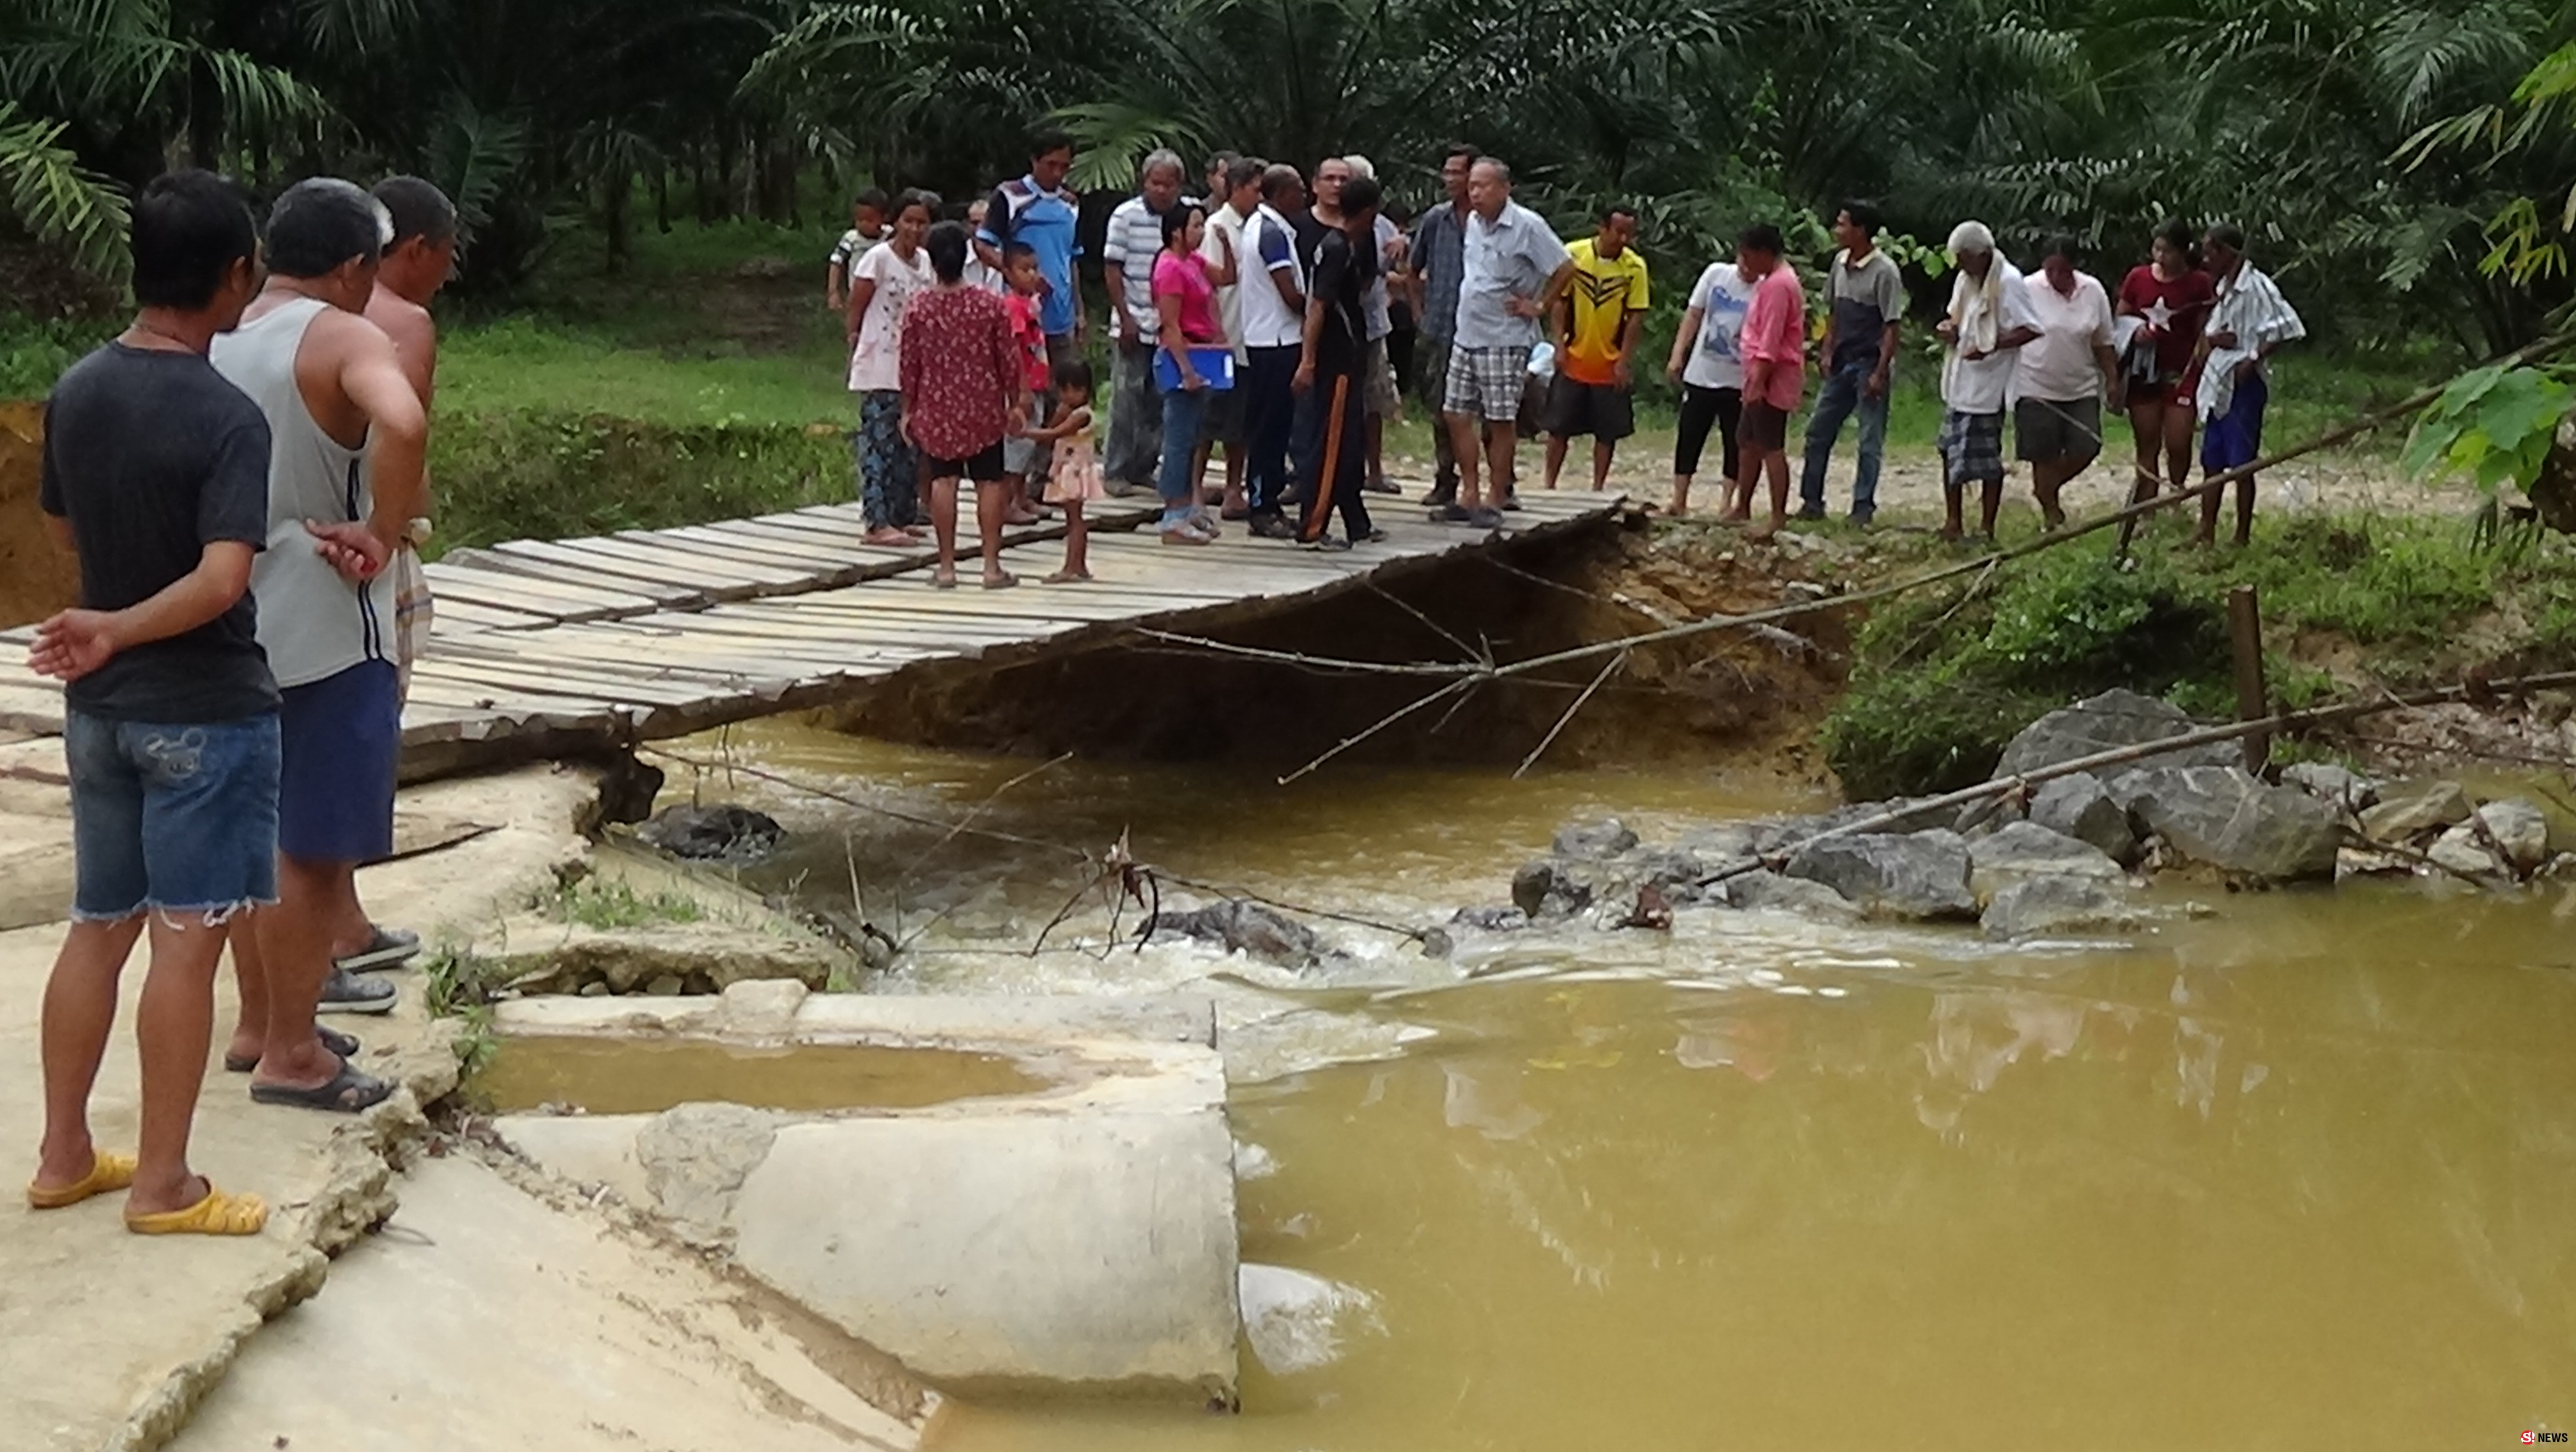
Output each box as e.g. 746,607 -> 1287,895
439,316 -> 848,430
1820,511 -> 2576,798
542,876 -> 707,931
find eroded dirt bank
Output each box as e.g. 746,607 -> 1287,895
822,514 -> 1867,783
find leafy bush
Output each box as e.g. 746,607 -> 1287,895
1825,547 -> 2228,798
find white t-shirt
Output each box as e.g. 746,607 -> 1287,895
1683,262 -> 1758,390
1203,202 -> 1250,358
1941,259 -> 2042,415
2016,270 -> 2114,402
847,241 -> 933,393
1236,205 -> 1307,351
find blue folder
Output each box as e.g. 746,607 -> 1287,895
1154,347 -> 1236,392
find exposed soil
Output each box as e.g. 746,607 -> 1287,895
0,400 -> 79,629
824,514 -> 1859,783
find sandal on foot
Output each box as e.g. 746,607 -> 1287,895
862,529 -> 913,546
126,1185 -> 268,1237
249,1062 -> 395,1115
334,925 -> 419,974
981,571 -> 1019,590
1043,569 -> 1092,584
27,1148 -> 138,1209
929,569 -> 959,590
224,1025 -> 361,1076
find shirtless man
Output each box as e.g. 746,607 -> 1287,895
289,176 -> 458,989
211,179 -> 429,1113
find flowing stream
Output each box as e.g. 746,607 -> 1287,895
659,723 -> 2576,1448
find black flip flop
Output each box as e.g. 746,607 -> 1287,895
250,1061 -> 395,1115
224,1026 -> 361,1076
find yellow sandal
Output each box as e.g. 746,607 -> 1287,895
26,1149 -> 138,1210
125,1185 -> 269,1237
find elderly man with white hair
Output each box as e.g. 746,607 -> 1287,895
1101,148 -> 1190,493
1933,220 -> 2040,541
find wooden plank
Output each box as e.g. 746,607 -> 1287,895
427,599 -> 552,635
425,560 -> 675,621
413,652 -> 719,711
533,534 -> 813,591
0,684 -> 66,737
615,528 -> 871,584
651,522 -> 873,563
478,538 -> 744,602
435,550 -> 701,610
436,633 -> 824,693
401,676 -> 630,728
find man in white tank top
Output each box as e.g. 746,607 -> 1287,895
210,179 -> 427,1114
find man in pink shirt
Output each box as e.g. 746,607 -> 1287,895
1726,224 -> 1806,540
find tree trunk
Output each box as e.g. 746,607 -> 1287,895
656,166 -> 672,233
2534,406 -> 2576,535
603,166 -> 632,272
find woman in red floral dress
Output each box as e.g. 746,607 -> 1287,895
900,222 -> 1029,589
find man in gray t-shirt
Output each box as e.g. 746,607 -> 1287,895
1798,201 -> 1907,523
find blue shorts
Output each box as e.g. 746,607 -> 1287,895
2201,371 -> 2269,474
66,710 -> 280,922
279,660 -> 400,863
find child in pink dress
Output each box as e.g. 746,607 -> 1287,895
1029,358 -> 1102,582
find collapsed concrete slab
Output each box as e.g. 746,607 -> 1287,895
491,991 -> 1240,1404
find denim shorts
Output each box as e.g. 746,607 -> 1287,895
66,710 -> 281,922
280,660 -> 401,863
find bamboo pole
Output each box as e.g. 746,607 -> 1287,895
1695,667 -> 2576,888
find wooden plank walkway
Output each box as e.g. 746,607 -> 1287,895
0,488 -> 1627,777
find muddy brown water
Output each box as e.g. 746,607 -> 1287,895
658,723 -> 2576,1447
480,1038 -> 1045,1115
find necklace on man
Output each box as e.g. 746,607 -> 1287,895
127,320 -> 197,352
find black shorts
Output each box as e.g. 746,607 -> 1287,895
923,442 -> 1006,482
1542,376 -> 1635,442
2015,397 -> 2102,462
1740,401 -> 1790,452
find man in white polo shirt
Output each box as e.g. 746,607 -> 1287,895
1238,164 -> 1312,539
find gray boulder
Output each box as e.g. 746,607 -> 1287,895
1511,860 -> 1591,920
2028,775 -> 2142,867
1720,870 -> 1864,922
2119,766 -> 2342,881
1995,688 -> 2239,781
2475,799 -> 2553,875
1968,822 -> 2126,900
2426,824 -> 2507,879
1980,876 -> 2142,941
1783,830 -> 1978,921
2279,762 -> 2377,814
1147,900 -> 1330,968
2358,779 -> 2472,844
1552,819 -> 1640,860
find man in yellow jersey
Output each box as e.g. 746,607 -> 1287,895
1541,205 -> 1650,491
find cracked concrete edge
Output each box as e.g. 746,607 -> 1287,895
98,766 -> 601,1452
102,1046 -> 468,1452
